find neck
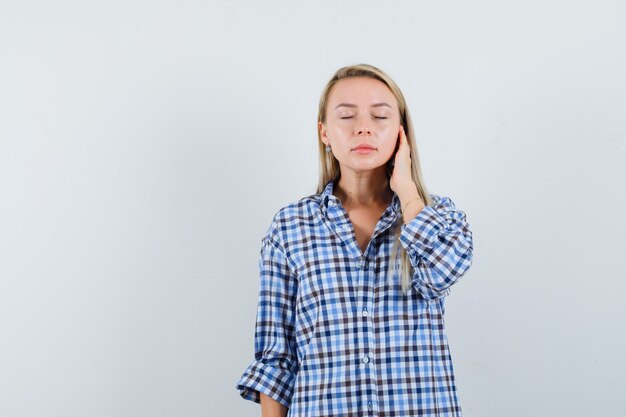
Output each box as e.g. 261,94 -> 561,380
334,167 -> 393,208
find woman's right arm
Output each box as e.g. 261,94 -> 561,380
235,218 -> 299,412
260,392 -> 288,417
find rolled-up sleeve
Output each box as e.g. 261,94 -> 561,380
399,194 -> 474,300
236,223 -> 299,408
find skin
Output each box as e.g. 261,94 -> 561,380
260,393 -> 287,417
259,76 -> 426,416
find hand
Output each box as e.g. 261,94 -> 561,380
389,125 -> 416,196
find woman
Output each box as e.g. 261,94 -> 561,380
236,64 -> 474,417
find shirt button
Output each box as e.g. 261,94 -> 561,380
360,257 -> 369,269
363,356 -> 370,364
328,200 -> 335,206
367,401 -> 373,411
362,308 -> 369,317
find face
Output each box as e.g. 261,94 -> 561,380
319,76 -> 401,174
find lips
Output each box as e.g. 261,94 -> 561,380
353,145 -> 376,151
353,145 -> 376,155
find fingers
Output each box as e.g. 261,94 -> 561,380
399,124 -> 411,160
398,125 -> 407,149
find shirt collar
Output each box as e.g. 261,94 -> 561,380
320,179 -> 337,209
320,179 -> 402,216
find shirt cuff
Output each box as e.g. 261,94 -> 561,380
236,359 -> 296,409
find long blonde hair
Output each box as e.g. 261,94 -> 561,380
315,63 -> 433,294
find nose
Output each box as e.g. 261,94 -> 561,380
355,125 -> 371,136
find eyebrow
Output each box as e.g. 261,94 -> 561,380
334,102 -> 393,110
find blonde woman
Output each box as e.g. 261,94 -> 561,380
236,64 -> 474,417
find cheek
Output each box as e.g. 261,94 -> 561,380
328,123 -> 350,135
384,137 -> 399,157
384,128 -> 399,145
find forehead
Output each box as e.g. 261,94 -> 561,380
328,77 -> 397,108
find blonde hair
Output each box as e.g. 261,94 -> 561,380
315,63 -> 433,294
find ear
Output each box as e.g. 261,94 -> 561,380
318,121 -> 328,145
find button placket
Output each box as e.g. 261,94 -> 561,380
365,257 -> 379,416
361,264 -> 377,416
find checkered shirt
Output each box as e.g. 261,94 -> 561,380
236,179 -> 474,416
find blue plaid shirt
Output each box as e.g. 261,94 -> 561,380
236,179 -> 474,416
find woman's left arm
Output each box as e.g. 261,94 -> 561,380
398,194 -> 474,299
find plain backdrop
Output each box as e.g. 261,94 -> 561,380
1,1 -> 625,416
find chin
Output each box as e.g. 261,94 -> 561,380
344,161 -> 388,172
